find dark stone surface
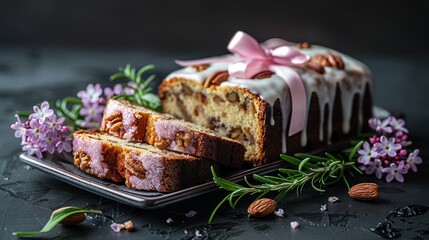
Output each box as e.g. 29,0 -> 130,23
1,47 -> 429,239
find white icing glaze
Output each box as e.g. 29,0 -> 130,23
166,45 -> 371,151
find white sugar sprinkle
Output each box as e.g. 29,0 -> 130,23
274,208 -> 284,217
185,210 -> 197,218
166,217 -> 173,224
195,229 -> 203,238
328,196 -> 339,203
290,221 -> 299,229
320,204 -> 327,211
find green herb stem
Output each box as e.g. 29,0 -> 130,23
208,141 -> 364,224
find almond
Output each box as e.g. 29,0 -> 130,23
247,198 -> 277,217
348,182 -> 380,201
51,207 -> 86,225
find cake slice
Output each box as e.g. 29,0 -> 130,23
100,98 -> 245,168
73,130 -> 216,192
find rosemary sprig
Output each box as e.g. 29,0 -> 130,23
208,141 -> 364,224
13,207 -> 102,237
110,64 -> 161,111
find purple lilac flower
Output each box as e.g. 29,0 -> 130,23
31,101 -> 54,124
77,83 -> 103,104
26,119 -> 45,142
45,114 -> 65,131
382,161 -> 408,183
79,102 -> 105,128
374,136 -> 402,157
11,101 -> 72,158
368,118 -> 392,134
406,149 -> 422,172
388,117 -> 408,133
357,141 -> 379,165
365,159 -> 383,179
56,138 -> 72,153
104,84 -> 124,99
11,115 -> 28,140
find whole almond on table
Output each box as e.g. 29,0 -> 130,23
247,198 -> 277,217
348,183 -> 380,201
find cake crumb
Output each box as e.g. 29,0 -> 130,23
110,220 -> 135,232
184,229 -> 188,234
320,204 -> 327,211
123,220 -> 134,232
166,217 -> 174,224
185,210 -> 197,218
328,196 -> 339,203
290,221 -> 299,229
274,208 -> 284,217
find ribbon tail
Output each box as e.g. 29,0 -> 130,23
271,66 -> 307,136
175,55 -> 236,67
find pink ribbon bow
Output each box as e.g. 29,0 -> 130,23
176,31 -> 310,136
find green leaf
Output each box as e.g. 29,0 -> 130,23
349,141 -> 364,161
13,207 -> 102,237
294,153 -> 329,162
280,154 -> 302,167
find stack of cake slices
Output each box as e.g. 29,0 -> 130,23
72,99 -> 245,192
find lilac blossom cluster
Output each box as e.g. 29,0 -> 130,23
358,117 -> 422,183
78,83 -> 135,128
11,101 -> 72,158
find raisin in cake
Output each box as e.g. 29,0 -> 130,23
100,98 -> 245,168
73,130 -> 215,192
159,40 -> 372,167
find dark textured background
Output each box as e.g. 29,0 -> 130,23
1,0 -> 428,55
1,1 -> 429,239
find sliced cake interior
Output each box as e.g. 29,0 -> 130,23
73,130 -> 216,192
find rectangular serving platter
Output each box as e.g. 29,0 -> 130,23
19,152 -> 290,209
19,106 -> 388,209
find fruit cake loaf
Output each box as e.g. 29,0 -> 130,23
73,130 -> 215,192
100,98 -> 245,168
159,32 -> 372,167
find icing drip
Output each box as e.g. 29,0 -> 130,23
167,45 -> 371,151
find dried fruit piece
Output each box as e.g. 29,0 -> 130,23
348,182 -> 380,201
213,95 -> 225,104
247,198 -> 277,217
226,91 -> 239,103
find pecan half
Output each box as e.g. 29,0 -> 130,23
203,71 -> 229,88
252,71 -> 274,79
154,136 -> 172,150
175,131 -> 193,148
305,61 -> 325,74
75,150 -> 91,171
104,112 -> 123,135
311,53 -> 345,70
125,158 -> 146,179
297,42 -> 311,49
191,64 -> 210,72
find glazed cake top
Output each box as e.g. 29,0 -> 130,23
165,32 -> 372,151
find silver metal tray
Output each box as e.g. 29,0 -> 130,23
19,152 -> 288,209
19,106 -> 387,209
